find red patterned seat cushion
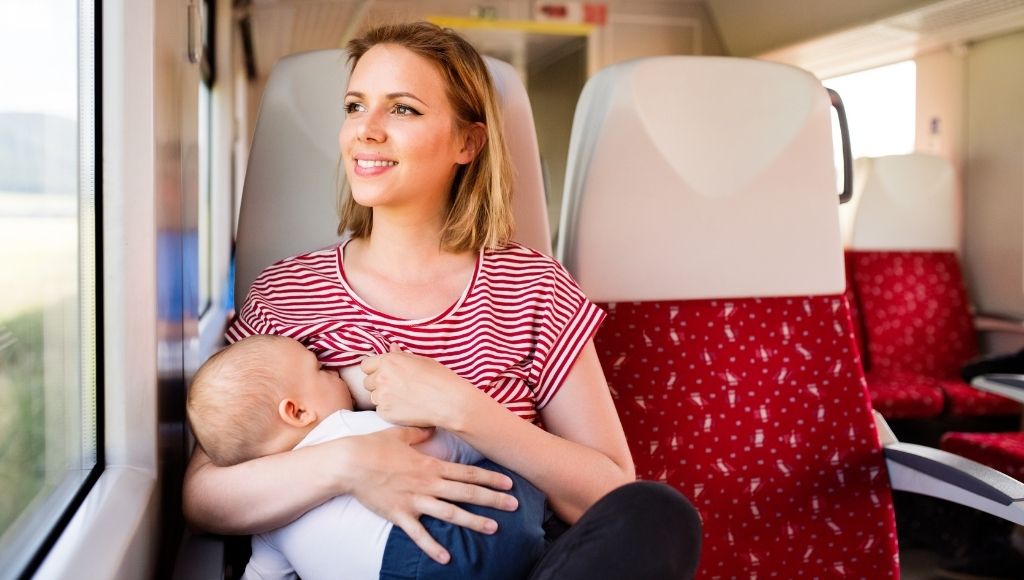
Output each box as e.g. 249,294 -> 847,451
846,251 -> 1021,417
940,432 -> 1024,480
844,252 -> 870,368
595,296 -> 899,579
847,251 -> 977,380
938,380 -> 1022,417
864,371 -> 945,419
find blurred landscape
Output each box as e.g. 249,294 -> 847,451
0,110 -> 78,539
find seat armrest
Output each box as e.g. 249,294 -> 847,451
975,312 -> 1024,335
884,442 -> 1024,526
971,374 -> 1024,404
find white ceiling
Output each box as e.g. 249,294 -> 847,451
704,0 -> 936,56
241,0 -> 541,80
238,0 -> 1024,82
757,0 -> 1024,78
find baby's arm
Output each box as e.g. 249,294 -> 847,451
242,534 -> 296,580
337,409 -> 483,465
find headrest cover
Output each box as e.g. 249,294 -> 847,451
235,50 -> 549,308
557,56 -> 844,303
848,153 -> 958,251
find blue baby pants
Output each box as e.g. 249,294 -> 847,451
378,459 -> 545,580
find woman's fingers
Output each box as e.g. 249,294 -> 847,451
348,429 -> 523,563
438,461 -> 514,493
390,512 -> 451,565
360,353 -> 383,375
431,477 -> 518,512
414,495 -> 500,535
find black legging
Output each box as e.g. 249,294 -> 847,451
528,482 -> 702,580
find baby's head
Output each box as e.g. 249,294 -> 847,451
187,334 -> 353,467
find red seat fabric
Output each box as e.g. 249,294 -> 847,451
864,371 -> 945,419
843,252 -> 870,367
846,250 -> 1021,417
845,254 -> 945,418
940,432 -> 1024,480
848,251 -> 976,378
939,380 -> 1023,416
595,295 -> 900,579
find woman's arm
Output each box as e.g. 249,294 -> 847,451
183,426 -> 517,563
363,340 -> 635,523
454,341 -> 634,523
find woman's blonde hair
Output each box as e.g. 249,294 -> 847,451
339,21 -> 515,252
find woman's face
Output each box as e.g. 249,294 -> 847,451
340,44 -> 475,217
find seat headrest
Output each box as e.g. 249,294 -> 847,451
235,50 -> 549,308
848,153 -> 958,251
556,56 -> 844,303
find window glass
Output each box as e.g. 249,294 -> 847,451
824,60 -> 916,163
825,61 -> 916,233
0,0 -> 99,573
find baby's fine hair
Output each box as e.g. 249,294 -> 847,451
186,335 -> 290,466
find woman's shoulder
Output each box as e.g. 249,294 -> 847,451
250,244 -> 342,290
482,242 -> 581,293
262,244 -> 340,273
485,241 -> 566,271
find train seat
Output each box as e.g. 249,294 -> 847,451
557,56 -> 1024,578
942,432 -> 1024,480
843,252 -> 946,419
845,153 -> 1021,418
233,49 -> 551,308
942,375 -> 1024,486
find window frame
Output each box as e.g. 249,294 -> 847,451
7,0 -> 105,576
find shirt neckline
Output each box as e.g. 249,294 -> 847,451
335,239 -> 484,326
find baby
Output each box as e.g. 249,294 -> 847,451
186,334 -> 545,580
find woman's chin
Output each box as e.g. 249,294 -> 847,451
348,189 -> 390,208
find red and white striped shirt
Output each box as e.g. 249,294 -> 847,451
226,242 -> 605,423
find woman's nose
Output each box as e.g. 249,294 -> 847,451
358,110 -> 386,143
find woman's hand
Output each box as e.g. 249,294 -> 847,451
347,425 -> 518,564
361,344 -> 482,428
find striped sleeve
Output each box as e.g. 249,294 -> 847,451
532,260 -> 606,410
225,284 -> 282,343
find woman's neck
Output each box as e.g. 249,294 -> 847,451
356,209 -> 472,281
343,209 -> 478,319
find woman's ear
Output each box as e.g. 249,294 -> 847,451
278,398 -> 318,427
456,122 -> 487,165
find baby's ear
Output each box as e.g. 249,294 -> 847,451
278,398 -> 317,427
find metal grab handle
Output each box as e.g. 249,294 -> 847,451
828,88 -> 853,204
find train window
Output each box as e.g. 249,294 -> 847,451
0,0 -> 100,574
824,60 -> 917,159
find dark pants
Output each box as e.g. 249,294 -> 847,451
381,461 -> 702,580
380,459 -> 547,580
528,481 -> 702,580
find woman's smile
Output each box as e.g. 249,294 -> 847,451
340,44 -> 466,212
353,154 -> 399,177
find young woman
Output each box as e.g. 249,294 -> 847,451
183,21 -> 701,579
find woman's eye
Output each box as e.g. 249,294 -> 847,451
392,103 -> 420,116
344,102 -> 364,114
